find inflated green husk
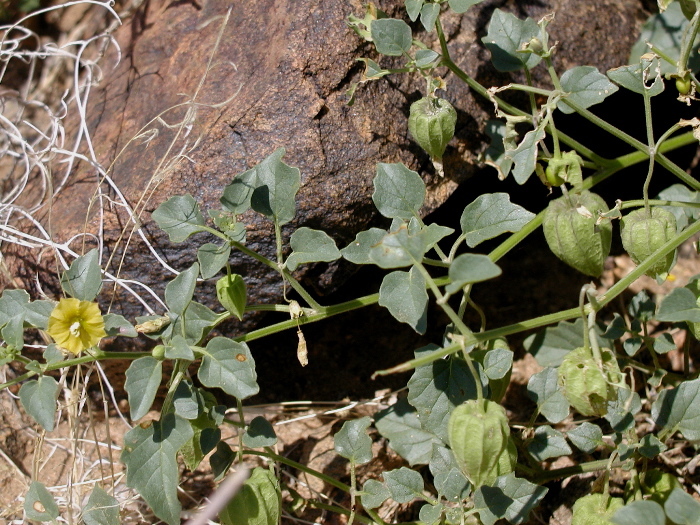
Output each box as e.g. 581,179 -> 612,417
542,191 -> 612,277
219,467 -> 281,525
408,96 -> 457,160
620,207 -> 677,278
557,347 -> 621,417
448,399 -> 512,488
571,494 -> 624,525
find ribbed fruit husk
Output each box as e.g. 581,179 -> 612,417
557,346 -> 621,417
408,96 -> 457,160
620,207 -> 677,278
448,399 -> 511,488
542,191 -> 612,277
571,494 -> 624,525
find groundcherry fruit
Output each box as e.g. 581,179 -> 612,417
620,207 -> 677,278
542,190 -> 612,277
448,399 -> 513,488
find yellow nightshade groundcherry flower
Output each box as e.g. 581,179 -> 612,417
47,298 -> 107,355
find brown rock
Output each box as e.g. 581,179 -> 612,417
7,0 -> 646,331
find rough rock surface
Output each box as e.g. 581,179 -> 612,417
9,0 -> 647,331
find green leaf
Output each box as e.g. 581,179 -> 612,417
415,49 -> 440,68
361,479 -> 391,509
508,126 -> 546,184
630,290 -> 657,323
630,3 -> 700,76
449,0 -> 484,13
285,227 -> 341,271
405,0 -> 424,21
171,300 -> 219,345
566,422 -> 604,454
473,473 -> 548,525
524,318 -> 608,367
198,243 -> 231,280
24,481 -> 60,521
121,413 -> 194,525
219,467 -> 281,525
460,193 -> 535,247
557,66 -> 619,114
653,333 -> 676,354
375,397 -> 443,465
419,2 -> 440,31
243,416 -> 278,448
124,356 -> 163,421
371,18 -> 412,56
611,500 -> 666,525
420,223 -> 454,250
652,377 -> 700,440
82,486 -> 120,525
656,288 -> 700,323
23,297 -> 54,329
657,184 -> 700,231
482,9 -> 541,72
334,416 -> 373,464
357,57 -> 392,79
341,228 -> 387,264
638,434 -> 667,458
19,375 -> 59,431
606,389 -> 641,432
43,344 -> 64,365
60,248 -> 102,301
526,368 -> 570,424
370,225 -> 426,268
0,289 -> 28,322
420,502 -> 444,525
180,408 -> 220,472
216,273 -> 247,321
165,334 -> 195,360
429,444 -> 471,502
165,263 -> 199,316
407,349 -> 480,442
211,441 -> 235,481
1,311 -> 24,349
483,347 -> 513,380
378,267 -> 428,333
103,313 -> 137,338
152,195 -> 206,243
373,163 -> 425,219
664,487 -> 700,525
199,337 -> 259,399
446,254 -> 501,294
607,63 -> 664,96
173,380 -> 200,420
220,168 -> 256,215
249,148 -> 301,225
482,120 -> 514,180
526,425 -> 572,461
384,466 -> 424,503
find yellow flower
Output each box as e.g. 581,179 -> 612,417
47,298 -> 106,355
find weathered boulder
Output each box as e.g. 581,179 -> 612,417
8,0 -> 646,330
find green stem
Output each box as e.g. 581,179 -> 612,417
642,85 -> 656,212
348,461 -> 357,525
228,239 -> 324,312
375,217 -> 700,376
532,458 -> 623,484
245,449 -> 350,492
236,397 -> 246,463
